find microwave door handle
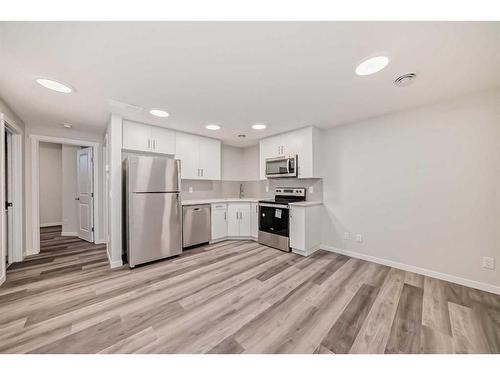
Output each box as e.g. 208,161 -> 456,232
287,158 -> 291,174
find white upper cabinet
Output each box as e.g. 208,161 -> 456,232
123,121 -> 152,152
259,126 -> 322,180
199,137 -> 221,180
123,120 -> 176,155
175,132 -> 200,180
175,132 -> 221,180
151,126 -> 176,155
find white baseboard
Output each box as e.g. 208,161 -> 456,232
94,238 -> 106,245
106,248 -> 123,269
211,236 -> 257,244
321,244 -> 500,295
292,245 -> 320,257
61,231 -> 78,237
40,222 -> 62,228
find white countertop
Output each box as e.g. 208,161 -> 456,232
288,201 -> 323,207
181,198 -> 260,205
181,198 -> 323,207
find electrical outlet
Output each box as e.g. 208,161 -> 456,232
482,257 -> 495,270
343,232 -> 350,240
356,234 -> 363,243
309,186 -> 314,194
188,186 -> 193,193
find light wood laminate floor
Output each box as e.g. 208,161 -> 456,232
0,226 -> 499,354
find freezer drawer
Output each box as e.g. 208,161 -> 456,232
128,192 -> 182,267
183,205 -> 211,248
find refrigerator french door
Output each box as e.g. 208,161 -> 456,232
124,155 -> 182,267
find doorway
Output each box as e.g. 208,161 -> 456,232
0,113 -> 23,284
39,142 -> 95,243
29,135 -> 101,256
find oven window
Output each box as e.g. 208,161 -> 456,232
266,159 -> 288,175
259,205 -> 289,237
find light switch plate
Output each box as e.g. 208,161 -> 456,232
189,186 -> 193,193
309,186 -> 314,194
265,185 -> 269,193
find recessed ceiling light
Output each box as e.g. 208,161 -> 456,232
62,123 -> 72,128
149,109 -> 169,118
205,124 -> 221,130
355,55 -> 390,76
251,124 -> 267,130
36,78 -> 73,93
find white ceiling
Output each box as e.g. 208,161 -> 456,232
0,22 -> 499,146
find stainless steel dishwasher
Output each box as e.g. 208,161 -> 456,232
182,204 -> 211,248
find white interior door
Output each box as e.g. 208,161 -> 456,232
0,118 -> 6,281
5,132 -> 13,263
77,147 -> 94,242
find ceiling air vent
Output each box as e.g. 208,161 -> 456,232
394,73 -> 417,87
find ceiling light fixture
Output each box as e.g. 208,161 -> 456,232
36,78 -> 73,93
251,124 -> 267,130
355,55 -> 390,76
62,123 -> 72,128
149,109 -> 169,118
205,124 -> 221,130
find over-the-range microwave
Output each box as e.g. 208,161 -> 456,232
265,155 -> 298,178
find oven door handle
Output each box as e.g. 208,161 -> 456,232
258,203 -> 289,209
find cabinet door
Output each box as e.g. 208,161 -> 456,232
259,136 -> 282,179
227,203 -> 240,236
238,203 -> 252,237
199,137 -> 221,180
289,206 -> 305,250
250,203 -> 258,238
175,132 -> 199,179
211,203 -> 227,240
123,121 -> 151,152
151,126 -> 176,155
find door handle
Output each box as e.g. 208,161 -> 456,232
75,197 -> 80,201
201,168 -> 203,177
147,139 -> 151,149
153,139 -> 156,150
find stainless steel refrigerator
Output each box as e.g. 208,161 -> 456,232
124,154 -> 182,267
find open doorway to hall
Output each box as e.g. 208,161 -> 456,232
39,142 -> 95,244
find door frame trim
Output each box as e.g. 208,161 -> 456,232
0,113 -> 23,285
29,135 -> 101,256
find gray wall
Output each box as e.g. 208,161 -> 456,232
320,88 -> 500,288
39,142 -> 62,226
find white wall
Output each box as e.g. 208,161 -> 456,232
105,114 -> 123,268
222,144 -> 259,181
61,145 -> 79,235
321,88 -> 500,291
39,142 -> 62,226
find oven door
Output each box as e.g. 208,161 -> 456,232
265,155 -> 297,178
259,203 -> 289,237
258,203 -> 290,251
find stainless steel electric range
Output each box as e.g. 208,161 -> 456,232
258,187 -> 306,252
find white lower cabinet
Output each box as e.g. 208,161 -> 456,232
211,203 -> 227,241
289,204 -> 322,256
251,203 -> 258,238
227,203 -> 251,237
